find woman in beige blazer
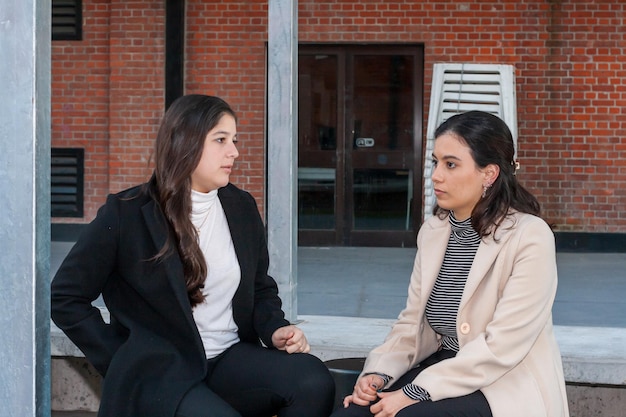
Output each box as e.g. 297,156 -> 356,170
331,111 -> 569,417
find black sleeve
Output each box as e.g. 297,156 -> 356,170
50,194 -> 127,376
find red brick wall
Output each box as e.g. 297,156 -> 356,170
52,0 -> 164,220
108,0 -> 165,192
186,0 -> 269,213
52,0 -> 626,233
51,0 -> 111,220
298,0 -> 626,232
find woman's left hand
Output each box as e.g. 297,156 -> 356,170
369,390 -> 418,417
271,325 -> 311,354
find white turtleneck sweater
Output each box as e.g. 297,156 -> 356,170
190,189 -> 241,359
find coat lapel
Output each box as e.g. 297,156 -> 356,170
218,185 -> 247,274
217,185 -> 252,319
140,200 -> 200,333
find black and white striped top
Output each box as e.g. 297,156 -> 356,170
425,214 -> 481,351
403,213 -> 481,402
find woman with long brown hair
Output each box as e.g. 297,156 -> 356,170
51,94 -> 335,417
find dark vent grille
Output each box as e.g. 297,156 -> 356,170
52,0 -> 82,41
51,148 -> 84,218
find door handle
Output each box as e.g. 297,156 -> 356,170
355,137 -> 375,148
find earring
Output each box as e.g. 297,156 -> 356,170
482,183 -> 492,198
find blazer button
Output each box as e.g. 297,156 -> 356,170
460,323 -> 471,334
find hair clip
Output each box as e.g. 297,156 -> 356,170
512,160 -> 520,175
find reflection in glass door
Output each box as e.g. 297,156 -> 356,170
298,53 -> 340,244
298,46 -> 423,247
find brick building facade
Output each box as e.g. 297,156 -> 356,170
51,0 -> 626,249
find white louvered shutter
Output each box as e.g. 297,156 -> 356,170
423,63 -> 518,219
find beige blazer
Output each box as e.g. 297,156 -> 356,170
363,212 -> 569,417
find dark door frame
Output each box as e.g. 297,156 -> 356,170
298,44 -> 424,247
165,0 -> 185,109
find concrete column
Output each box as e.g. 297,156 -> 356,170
267,0 -> 298,321
0,0 -> 51,416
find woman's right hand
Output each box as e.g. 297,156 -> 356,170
342,374 -> 385,407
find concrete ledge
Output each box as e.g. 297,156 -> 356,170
555,325 -> 626,386
297,315 -> 626,386
50,313 -> 626,415
51,311 -> 626,386
51,309 -> 109,357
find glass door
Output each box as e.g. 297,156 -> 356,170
298,45 -> 423,247
298,51 -> 342,245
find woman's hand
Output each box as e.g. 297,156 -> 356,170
369,390 -> 418,417
271,325 -> 310,354
342,374 -> 385,407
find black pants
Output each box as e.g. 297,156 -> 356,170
329,350 -> 492,417
175,342 -> 335,417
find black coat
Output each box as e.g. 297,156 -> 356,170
51,183 -> 290,417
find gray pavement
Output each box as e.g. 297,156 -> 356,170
298,247 -> 626,328
51,242 -> 626,328
52,413 -> 95,417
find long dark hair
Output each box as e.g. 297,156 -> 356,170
149,94 -> 237,307
433,110 -> 540,237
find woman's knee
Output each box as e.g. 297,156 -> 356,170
176,382 -> 242,417
294,354 -> 335,394
329,403 -> 372,417
281,354 -> 335,414
176,408 -> 241,417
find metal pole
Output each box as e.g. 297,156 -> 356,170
0,0 -> 51,415
267,0 -> 298,321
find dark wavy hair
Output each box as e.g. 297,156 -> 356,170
432,110 -> 540,237
148,94 -> 237,307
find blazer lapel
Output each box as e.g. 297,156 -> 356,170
419,217 -> 451,300
461,239 -> 501,305
461,216 -> 517,307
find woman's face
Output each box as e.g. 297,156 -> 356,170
431,133 -> 496,220
191,113 -> 239,193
